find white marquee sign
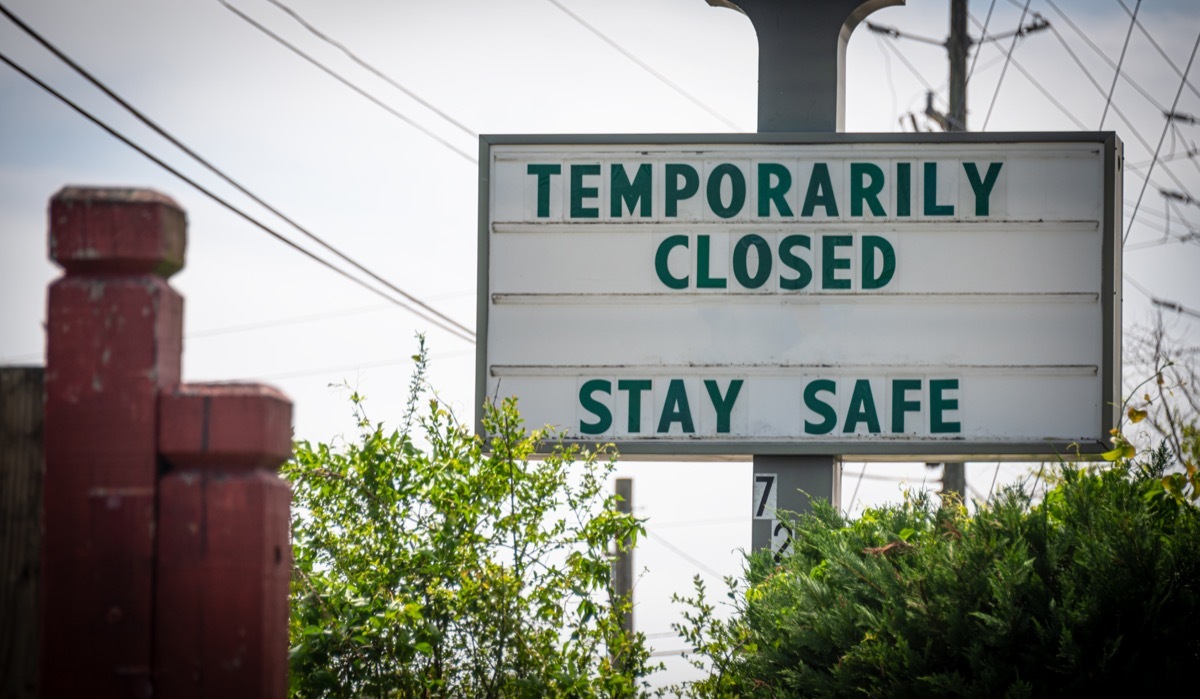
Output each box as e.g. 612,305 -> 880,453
477,134 -> 1121,459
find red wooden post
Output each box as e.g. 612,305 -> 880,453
156,385 -> 292,696
41,187 -> 292,697
43,187 -> 186,697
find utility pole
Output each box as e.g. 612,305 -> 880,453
947,0 -> 968,132
921,0 -> 1047,500
941,0 -> 968,498
930,0 -> 969,499
611,478 -> 633,643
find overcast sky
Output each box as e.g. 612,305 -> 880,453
2,0 -> 1198,684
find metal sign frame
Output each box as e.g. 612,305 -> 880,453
476,131 -> 1121,461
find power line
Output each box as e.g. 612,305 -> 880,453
873,34 -> 900,128
263,0 -> 475,139
1100,0 -> 1141,128
1121,193 -> 1200,249
1043,20 -> 1166,115
1162,189 -> 1200,208
966,0 -> 998,84
878,36 -> 938,94
644,529 -> 726,581
647,516 -> 744,530
1124,30 -> 1200,244
216,0 -> 476,163
1117,0 -> 1200,103
1039,5 -> 1200,192
2,294 -> 475,367
542,0 -> 743,132
248,347 -> 475,382
1123,140 -> 1195,205
0,50 -> 475,344
1005,52 -> 1086,129
1125,234 -> 1200,252
1128,199 -> 1196,225
191,289 -> 471,339
967,10 -> 1196,206
191,304 -> 393,338
0,1 -> 475,342
981,0 -> 1031,130
967,484 -> 991,503
864,22 -> 945,47
1124,275 -> 1200,320
1026,18 -> 1197,200
842,468 -> 912,483
846,463 -> 869,516
966,12 -> 1084,129
988,462 -> 1002,497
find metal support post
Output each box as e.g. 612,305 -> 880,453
707,0 -> 905,553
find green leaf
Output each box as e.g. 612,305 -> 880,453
898,527 -> 916,542
1101,444 -> 1135,461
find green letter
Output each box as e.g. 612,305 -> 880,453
732,234 -> 771,289
611,163 -> 652,217
930,379 -> 961,434
891,378 -> 922,433
822,235 -> 853,290
923,162 -> 954,216
570,164 -> 600,218
697,235 -> 727,289
804,379 -> 837,435
704,379 -> 744,434
706,163 -> 746,219
801,163 -> 839,217
778,234 -> 813,290
655,235 -> 689,289
757,163 -> 793,217
579,379 -> 612,434
618,379 -> 652,432
527,164 -> 561,218
657,379 -> 695,433
896,162 -> 912,217
665,163 -> 699,217
861,235 -> 896,290
850,162 -> 886,217
963,162 -> 1002,216
844,379 -> 881,433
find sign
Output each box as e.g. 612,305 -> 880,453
477,133 -> 1121,460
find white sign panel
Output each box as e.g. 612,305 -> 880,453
477,134 -> 1121,459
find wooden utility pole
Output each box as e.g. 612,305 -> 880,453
948,0 -> 969,132
612,478 -> 633,654
941,0 -> 969,498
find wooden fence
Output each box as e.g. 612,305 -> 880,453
1,366 -> 42,699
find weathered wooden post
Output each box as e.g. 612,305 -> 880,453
155,383 -> 292,697
41,187 -> 292,697
43,188 -> 186,696
1,367 -> 43,699
706,0 -> 905,552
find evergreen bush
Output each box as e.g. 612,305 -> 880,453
673,441 -> 1200,697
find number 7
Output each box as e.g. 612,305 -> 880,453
753,474 -> 776,519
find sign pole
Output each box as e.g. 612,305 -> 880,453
707,0 -> 905,552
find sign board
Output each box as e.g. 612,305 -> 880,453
477,133 -> 1121,460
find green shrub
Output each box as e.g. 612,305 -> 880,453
285,341 -> 655,698
673,446 -> 1200,697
